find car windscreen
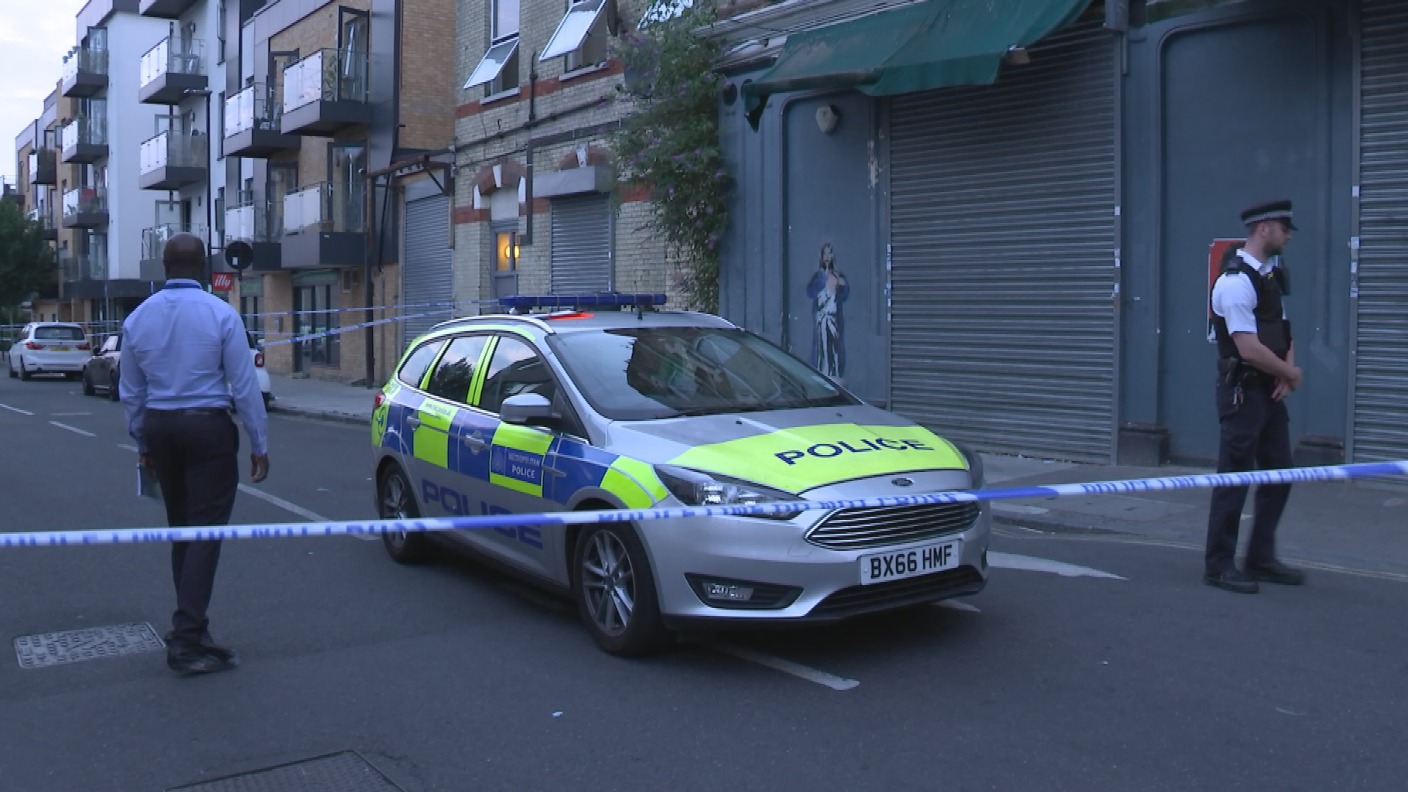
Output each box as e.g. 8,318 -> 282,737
34,326 -> 85,341
548,326 -> 856,420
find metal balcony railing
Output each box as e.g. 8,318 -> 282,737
139,130 -> 208,174
62,118 -> 107,150
67,252 -> 108,281
282,48 -> 368,114
26,207 -> 54,229
140,36 -> 205,88
282,182 -> 365,234
142,223 -> 209,261
62,186 -> 107,221
225,83 -> 281,136
62,46 -> 109,81
225,192 -> 280,240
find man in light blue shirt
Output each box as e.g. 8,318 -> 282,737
120,232 -> 270,676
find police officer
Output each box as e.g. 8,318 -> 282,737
1204,200 -> 1307,594
120,233 -> 270,674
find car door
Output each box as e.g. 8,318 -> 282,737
471,334 -> 573,579
411,334 -> 500,556
97,333 -> 121,383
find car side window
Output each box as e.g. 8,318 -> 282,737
479,336 -> 558,415
425,335 -> 491,405
101,335 -> 119,354
397,339 -> 445,389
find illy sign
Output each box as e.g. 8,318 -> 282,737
212,273 -> 234,292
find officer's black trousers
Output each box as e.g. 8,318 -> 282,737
145,409 -> 240,645
1205,380 -> 1293,574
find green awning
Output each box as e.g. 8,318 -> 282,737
742,0 -> 1091,127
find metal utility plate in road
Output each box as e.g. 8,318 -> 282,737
13,621 -> 166,669
166,751 -> 405,792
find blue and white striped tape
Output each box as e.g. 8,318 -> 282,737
2,461 -> 1404,548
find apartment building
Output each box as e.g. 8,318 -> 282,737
57,1 -> 171,323
453,0 -> 670,315
223,0 -> 455,382
13,93 -> 64,321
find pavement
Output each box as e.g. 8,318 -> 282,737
266,372 -> 1408,579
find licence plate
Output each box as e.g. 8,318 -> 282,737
860,540 -> 962,585
51,346 -> 70,352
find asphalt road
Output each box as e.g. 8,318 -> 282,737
2,372 -> 1406,791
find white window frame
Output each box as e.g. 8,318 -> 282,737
540,0 -> 612,67
465,0 -> 520,93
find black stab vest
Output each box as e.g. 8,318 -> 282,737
1211,259 -> 1291,361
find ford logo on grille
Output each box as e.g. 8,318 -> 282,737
892,477 -> 914,487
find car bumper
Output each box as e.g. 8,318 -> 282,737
19,352 -> 87,372
644,506 -> 992,627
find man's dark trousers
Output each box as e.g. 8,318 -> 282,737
145,409 -> 239,645
1206,379 -> 1293,574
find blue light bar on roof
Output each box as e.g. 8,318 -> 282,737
499,293 -> 669,311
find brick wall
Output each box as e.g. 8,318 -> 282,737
399,0 -> 457,152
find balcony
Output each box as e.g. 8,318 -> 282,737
140,224 -> 208,280
61,251 -> 114,299
224,83 -> 300,157
224,194 -> 284,271
28,148 -> 58,185
139,0 -> 199,19
26,207 -> 58,241
280,49 -> 372,136
62,187 -> 108,229
281,182 -> 365,269
139,37 -> 207,105
61,119 -> 108,164
139,130 -> 208,190
62,47 -> 108,98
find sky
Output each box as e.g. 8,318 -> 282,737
0,0 -> 86,188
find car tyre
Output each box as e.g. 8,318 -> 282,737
263,392 -> 272,410
379,465 -> 432,564
81,369 -> 95,396
18,359 -> 31,381
108,371 -> 120,402
573,523 -> 671,656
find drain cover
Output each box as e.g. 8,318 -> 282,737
167,751 -> 403,792
14,622 -> 166,669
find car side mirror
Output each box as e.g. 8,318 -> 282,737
500,393 -> 556,427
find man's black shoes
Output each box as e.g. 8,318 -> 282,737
1245,559 -> 1307,586
165,633 -> 240,676
1204,568 -> 1260,594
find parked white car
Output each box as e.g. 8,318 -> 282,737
7,323 -> 91,381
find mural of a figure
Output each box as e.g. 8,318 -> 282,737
806,241 -> 849,379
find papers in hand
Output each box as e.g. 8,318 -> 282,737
137,464 -> 162,500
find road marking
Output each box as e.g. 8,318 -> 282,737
118,444 -> 140,453
713,644 -> 859,691
993,502 -> 1051,516
1,403 -> 35,416
51,412 -> 93,417
49,421 -> 96,437
935,600 -> 981,613
988,552 -> 1126,580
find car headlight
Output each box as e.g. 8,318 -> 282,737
655,466 -> 801,519
952,441 -> 985,489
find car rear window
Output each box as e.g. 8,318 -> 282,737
35,326 -> 85,341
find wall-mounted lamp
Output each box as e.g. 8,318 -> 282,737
721,81 -> 738,106
1004,46 -> 1031,66
815,104 -> 840,134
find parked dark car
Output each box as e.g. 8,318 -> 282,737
82,333 -> 122,401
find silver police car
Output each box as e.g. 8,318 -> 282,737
372,295 -> 989,655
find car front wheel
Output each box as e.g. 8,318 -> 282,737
574,523 -> 670,656
81,369 -> 95,396
379,465 -> 431,564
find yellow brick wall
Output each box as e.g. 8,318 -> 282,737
399,0 -> 457,152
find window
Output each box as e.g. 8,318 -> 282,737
425,335 -> 491,403
495,229 -> 518,272
479,336 -> 556,415
397,339 -> 445,388
463,0 -> 519,95
541,0 -> 614,72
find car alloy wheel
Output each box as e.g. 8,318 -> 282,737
18,359 -> 31,381
81,370 -> 95,396
378,465 -> 431,564
574,523 -> 669,656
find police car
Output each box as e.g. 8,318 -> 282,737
371,295 -> 990,655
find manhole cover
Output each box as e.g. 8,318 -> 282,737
14,622 -> 166,669
167,751 -> 404,791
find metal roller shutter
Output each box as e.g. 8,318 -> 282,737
1354,2 -> 1408,461
888,19 -> 1116,463
401,195 -> 453,346
550,194 -> 612,293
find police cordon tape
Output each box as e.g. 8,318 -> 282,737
2,461 -> 1405,548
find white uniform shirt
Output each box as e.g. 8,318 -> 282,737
1211,248 -> 1285,335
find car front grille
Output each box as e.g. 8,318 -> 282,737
809,566 -> 985,619
805,501 -> 981,550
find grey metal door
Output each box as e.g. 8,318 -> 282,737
550,194 -> 611,293
1354,1 -> 1408,462
888,18 -> 1117,462
402,194 -> 452,346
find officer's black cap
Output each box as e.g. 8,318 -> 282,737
1241,199 -> 1297,231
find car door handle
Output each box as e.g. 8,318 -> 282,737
463,433 -> 486,450
544,466 -> 565,478
405,416 -> 421,429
